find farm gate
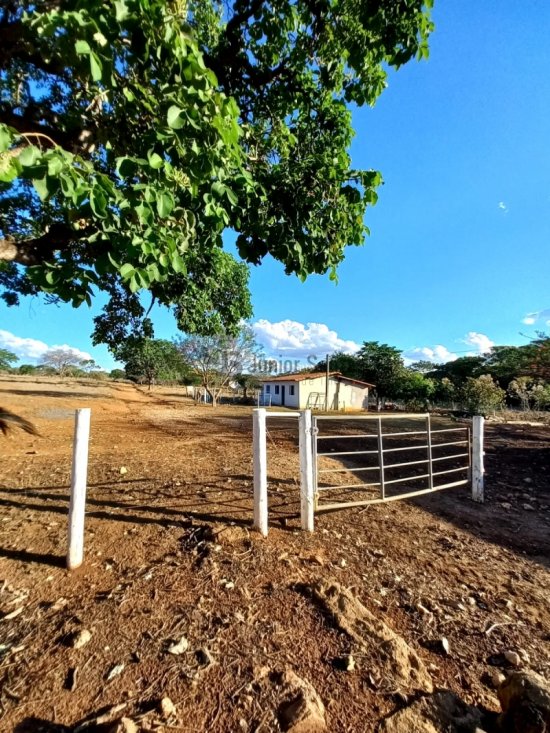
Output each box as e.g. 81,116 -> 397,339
252,409 -> 484,536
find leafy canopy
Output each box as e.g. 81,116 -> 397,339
0,0 -> 434,345
120,338 -> 193,387
0,347 -> 18,370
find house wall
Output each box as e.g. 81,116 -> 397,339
262,380 -> 300,408
262,377 -> 369,411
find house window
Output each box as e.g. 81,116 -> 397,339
265,385 -> 271,394
275,385 -> 280,395
289,385 -> 295,396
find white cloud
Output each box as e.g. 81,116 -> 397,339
252,319 -> 360,360
404,345 -> 458,364
462,331 -> 494,354
498,201 -> 508,213
0,329 -> 92,363
404,331 -> 495,365
522,308 -> 550,326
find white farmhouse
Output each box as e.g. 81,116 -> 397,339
260,371 -> 374,411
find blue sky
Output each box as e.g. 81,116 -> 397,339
1,0 -> 549,370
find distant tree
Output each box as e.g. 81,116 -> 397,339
530,382 -> 550,410
430,356 -> 486,387
433,377 -> 456,406
0,348 -> 17,371
235,373 -> 262,400
484,345 -> 530,387
526,333 -> 550,380
461,375 -> 505,416
177,326 -> 261,407
356,342 -> 405,408
311,352 -> 362,379
397,370 -> 435,408
109,369 -> 126,381
120,338 -> 190,390
408,360 -> 437,374
40,347 -> 86,376
18,363 -> 37,375
507,376 -> 550,411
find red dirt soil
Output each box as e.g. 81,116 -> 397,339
0,376 -> 549,732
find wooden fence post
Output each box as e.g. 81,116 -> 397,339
253,408 -> 268,536
67,408 -> 91,570
472,415 -> 485,503
299,409 -> 315,532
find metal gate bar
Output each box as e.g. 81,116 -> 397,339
313,414 -> 472,510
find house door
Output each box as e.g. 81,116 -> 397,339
281,385 -> 286,406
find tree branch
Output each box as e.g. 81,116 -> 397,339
0,223 -> 87,266
0,105 -> 91,152
0,19 -> 66,77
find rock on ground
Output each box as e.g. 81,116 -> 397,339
275,669 -> 326,732
378,690 -> 485,733
309,580 -> 433,694
498,671 -> 550,733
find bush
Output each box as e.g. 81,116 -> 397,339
110,369 -> 127,380
462,375 -> 505,416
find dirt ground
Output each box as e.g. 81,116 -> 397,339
0,376 -> 549,732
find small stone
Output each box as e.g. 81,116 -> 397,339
440,637 -> 450,655
168,636 -> 188,655
491,669 -> 506,688
500,502 -> 512,510
110,718 -> 138,733
503,650 -> 521,667
119,466 -> 128,475
523,477 -> 532,483
106,663 -> 125,681
72,629 -> 92,649
160,696 -> 176,720
522,503 -> 535,511
342,654 -> 356,672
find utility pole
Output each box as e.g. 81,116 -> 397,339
325,353 -> 330,411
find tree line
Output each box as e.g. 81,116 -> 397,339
3,330 -> 549,414
312,335 -> 550,414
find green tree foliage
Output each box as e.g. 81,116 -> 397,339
312,352 -> 363,380
432,376 -> 456,406
235,372 -> 262,400
461,375 -> 505,416
120,338 -> 191,389
409,360 -> 436,374
396,370 -> 435,408
429,356 -> 485,386
0,347 -> 17,371
176,325 -> 261,406
0,0 -> 433,345
483,346 -> 530,387
525,333 -> 550,380
507,376 -> 550,411
109,368 -> 127,380
18,363 -> 37,375
356,341 -> 405,406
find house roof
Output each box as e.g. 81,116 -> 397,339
261,371 -> 375,388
